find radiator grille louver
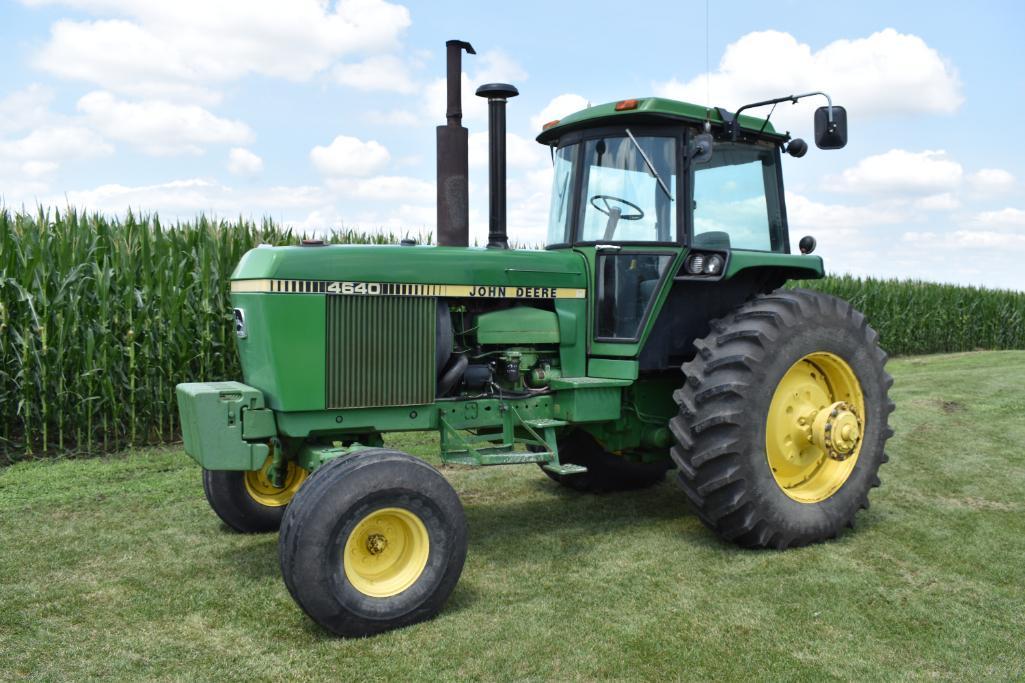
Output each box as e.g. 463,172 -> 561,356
325,296 -> 436,409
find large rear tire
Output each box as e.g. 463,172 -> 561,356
278,449 -> 467,637
670,289 -> 894,549
202,455 -> 307,533
537,430 -> 670,493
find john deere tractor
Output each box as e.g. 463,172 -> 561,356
176,40 -> 893,637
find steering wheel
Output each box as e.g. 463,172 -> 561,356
589,195 -> 645,221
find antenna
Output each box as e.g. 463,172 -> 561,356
705,0 -> 710,105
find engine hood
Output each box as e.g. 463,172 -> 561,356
231,244 -> 588,291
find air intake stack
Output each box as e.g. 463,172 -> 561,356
436,39 -> 475,247
476,83 -> 519,249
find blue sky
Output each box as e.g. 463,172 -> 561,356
1,0 -> 1024,289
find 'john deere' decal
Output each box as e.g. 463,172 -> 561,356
230,279 -> 586,299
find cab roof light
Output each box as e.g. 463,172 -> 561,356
615,99 -> 641,111
542,119 -> 561,130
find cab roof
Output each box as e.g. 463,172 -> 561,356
535,97 -> 785,145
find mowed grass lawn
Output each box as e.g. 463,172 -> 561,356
2,352 -> 1024,681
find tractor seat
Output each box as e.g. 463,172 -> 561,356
693,231 -> 731,250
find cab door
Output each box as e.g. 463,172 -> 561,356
566,128 -> 685,363
586,246 -> 682,360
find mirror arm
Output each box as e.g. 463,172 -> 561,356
722,91 -> 836,139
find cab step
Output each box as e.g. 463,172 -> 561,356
542,462 -> 587,476
522,418 -> 569,429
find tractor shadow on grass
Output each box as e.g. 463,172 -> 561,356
457,474 -> 738,561
219,467 -> 885,589
217,473 -> 713,585
218,533 -> 284,580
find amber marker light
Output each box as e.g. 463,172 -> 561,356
614,99 -> 640,111
542,119 -> 561,130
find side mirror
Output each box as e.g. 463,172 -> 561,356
688,133 -> 714,164
786,138 -> 808,158
814,106 -> 847,149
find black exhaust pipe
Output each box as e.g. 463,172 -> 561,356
475,83 -> 518,249
436,40 -> 475,248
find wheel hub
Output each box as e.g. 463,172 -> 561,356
765,352 -> 866,504
366,533 -> 388,555
343,507 -> 430,598
243,455 -> 308,507
812,401 -> 862,461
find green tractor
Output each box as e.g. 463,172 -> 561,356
176,40 -> 892,637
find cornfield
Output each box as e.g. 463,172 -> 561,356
794,275 -> 1025,356
1,207 -> 1023,462
0,207 -> 416,463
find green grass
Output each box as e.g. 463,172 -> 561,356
2,352 -> 1024,680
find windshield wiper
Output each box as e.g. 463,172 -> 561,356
625,128 -> 673,201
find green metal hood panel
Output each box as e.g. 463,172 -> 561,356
726,251 -> 824,279
232,245 -> 588,289
536,97 -> 780,143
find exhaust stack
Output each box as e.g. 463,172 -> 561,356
436,40 -> 475,248
475,83 -> 519,249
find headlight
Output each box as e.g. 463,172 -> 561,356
685,254 -> 706,274
233,308 -> 247,338
684,252 -> 725,277
703,254 -> 724,275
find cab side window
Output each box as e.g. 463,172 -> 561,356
595,253 -> 673,340
691,143 -> 785,252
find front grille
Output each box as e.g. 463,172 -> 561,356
325,296 -> 436,409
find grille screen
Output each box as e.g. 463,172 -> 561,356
325,296 -> 436,409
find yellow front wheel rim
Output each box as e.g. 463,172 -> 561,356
243,456 -> 307,507
765,352 -> 866,504
343,508 -> 430,598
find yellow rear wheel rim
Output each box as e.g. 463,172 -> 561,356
243,456 -> 307,507
765,352 -> 866,504
343,508 -> 430,598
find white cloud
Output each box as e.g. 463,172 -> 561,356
77,91 -> 252,155
785,191 -> 905,233
334,54 -> 418,94
974,207 -> 1025,228
26,0 -> 412,101
914,193 -> 960,211
968,168 -> 1016,195
57,177 -> 327,215
310,135 -> 390,177
782,191 -> 1025,289
423,49 -> 528,125
0,85 -> 57,134
0,125 -> 113,161
836,149 -> 963,195
904,230 -> 1025,248
227,147 -> 263,176
654,29 -> 961,132
506,166 -> 555,246
327,175 -> 433,202
530,93 -> 589,133
469,132 -> 546,169
22,160 -> 60,178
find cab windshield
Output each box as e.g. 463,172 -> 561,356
546,132 -> 677,244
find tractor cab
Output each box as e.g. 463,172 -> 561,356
534,96 -> 844,364
537,96 -> 816,253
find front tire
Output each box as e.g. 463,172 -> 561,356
202,455 -> 307,533
278,449 -> 467,637
670,289 -> 894,549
